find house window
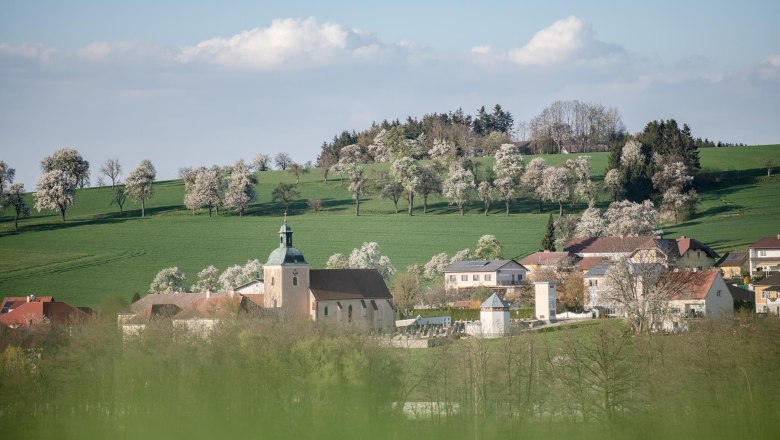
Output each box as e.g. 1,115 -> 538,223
449,275 -> 456,282
271,277 -> 275,286
716,290 -> 721,297
461,275 -> 467,281
589,279 -> 598,287
348,305 -> 353,322
473,274 -> 480,281
697,251 -> 701,258
759,250 -> 767,257
324,306 -> 329,316
292,276 -> 298,286
484,274 -> 492,281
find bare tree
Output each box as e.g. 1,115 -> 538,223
287,162 -> 306,184
760,157 -> 776,177
274,152 -> 292,170
100,158 -> 122,188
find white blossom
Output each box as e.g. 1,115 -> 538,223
192,265 -> 220,293
575,205 -> 607,238
34,170 -> 77,222
442,164 -> 475,215
150,267 -> 186,294
348,242 -> 396,279
326,253 -> 349,269
493,144 -> 524,180
620,140 -> 645,168
223,159 -> 257,217
450,249 -> 473,263
475,235 -> 503,260
219,265 -> 244,292
537,166 -> 571,215
604,200 -> 661,237
125,160 -> 156,218
424,252 -> 450,279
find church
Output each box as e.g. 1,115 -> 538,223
261,221 -> 396,331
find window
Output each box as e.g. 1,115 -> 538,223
271,277 -> 275,286
759,250 -> 767,257
484,274 -> 492,281
473,274 -> 480,281
589,279 -> 598,287
697,251 -> 701,258
348,305 -> 353,322
716,289 -> 721,297
324,306 -> 329,317
292,276 -> 298,286
461,274 -> 467,281
449,275 -> 456,282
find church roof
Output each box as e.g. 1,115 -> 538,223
266,246 -> 307,265
480,293 -> 509,309
309,269 -> 392,301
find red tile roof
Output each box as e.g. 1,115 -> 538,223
0,301 -> 87,326
576,257 -> 609,271
664,270 -> 720,300
519,251 -> 575,266
750,235 -> 780,249
564,236 -> 657,255
675,237 -> 719,259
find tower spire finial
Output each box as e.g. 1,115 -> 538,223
284,210 -> 288,224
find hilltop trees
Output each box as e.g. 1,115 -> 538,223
100,159 -> 121,188
0,161 -> 16,197
252,153 -> 271,172
0,162 -> 29,231
34,170 -> 77,222
223,159 -> 257,217
41,148 -> 90,188
272,183 -> 299,211
391,157 -> 423,216
184,167 -> 222,217
274,153 -> 292,170
347,164 -> 368,216
125,160 -> 156,218
442,163 -> 475,215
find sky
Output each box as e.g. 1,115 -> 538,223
1,0 -> 779,188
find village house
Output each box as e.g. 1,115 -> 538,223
518,251 -> 575,281
715,252 -> 749,280
564,236 -> 655,259
662,270 -> 734,331
748,234 -> 780,275
583,262 -> 614,313
443,259 -> 528,293
753,273 -> 780,315
629,236 -> 719,270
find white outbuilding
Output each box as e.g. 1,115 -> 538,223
479,293 -> 510,338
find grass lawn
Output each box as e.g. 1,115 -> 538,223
1,145 -> 779,306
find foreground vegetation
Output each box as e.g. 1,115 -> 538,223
1,315 -> 778,439
1,146 -> 779,306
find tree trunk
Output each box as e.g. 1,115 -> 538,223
59,206 -> 66,222
559,201 -> 563,216
538,200 -> 542,213
141,199 -> 145,218
14,214 -> 19,231
505,200 -> 510,216
355,197 -> 360,216
460,205 -> 465,216
408,191 -> 414,216
423,195 -> 428,214
484,201 -> 489,216
393,200 -> 399,214
239,207 -> 244,218
208,206 -> 213,217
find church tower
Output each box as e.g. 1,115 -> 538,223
263,220 -> 310,317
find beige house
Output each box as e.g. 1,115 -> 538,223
715,252 -> 748,280
583,262 -> 614,312
749,234 -> 780,275
443,260 -> 527,292
518,251 -> 574,281
630,236 -> 719,270
754,273 -> 780,315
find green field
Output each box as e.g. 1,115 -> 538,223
1,145 -> 779,306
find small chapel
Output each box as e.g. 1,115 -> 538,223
261,220 -> 396,331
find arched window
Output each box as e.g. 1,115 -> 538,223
271,277 -> 275,286
293,276 -> 298,286
348,305 -> 353,322
324,306 -> 329,317
280,236 -> 283,245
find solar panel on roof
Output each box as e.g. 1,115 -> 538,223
466,261 -> 489,266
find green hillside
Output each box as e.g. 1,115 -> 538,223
1,145 -> 779,306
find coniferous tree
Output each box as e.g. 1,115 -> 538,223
541,213 -> 556,251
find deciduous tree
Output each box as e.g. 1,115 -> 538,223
475,235 -> 503,260
442,164 -> 475,216
521,158 -> 548,212
5,183 -> 29,231
271,183 -> 300,210
252,153 -> 271,171
41,148 -> 90,188
274,152 -> 292,170
223,159 -> 257,217
348,242 -> 396,279
34,170 -> 76,222
125,160 -> 156,218
604,200 -> 660,237
149,267 -> 186,293
477,181 -> 494,216
538,166 -> 571,216
391,157 -> 423,216
100,158 -> 121,188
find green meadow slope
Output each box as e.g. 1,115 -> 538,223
1,145 -> 779,306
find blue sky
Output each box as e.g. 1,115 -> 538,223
2,1 -> 779,187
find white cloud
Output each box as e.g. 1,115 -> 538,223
470,45 -> 492,55
0,42 -> 61,65
507,16 -> 625,67
763,54 -> 780,67
77,41 -> 172,63
176,17 -> 381,69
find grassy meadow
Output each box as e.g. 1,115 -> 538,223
1,145 -> 780,306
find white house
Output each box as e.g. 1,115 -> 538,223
748,234 -> 780,275
443,260 -> 527,292
662,270 -> 734,332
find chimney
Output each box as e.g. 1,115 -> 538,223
206,289 -> 211,299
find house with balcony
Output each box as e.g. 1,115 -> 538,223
443,260 -> 528,294
748,234 -> 780,275
754,273 -> 780,315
